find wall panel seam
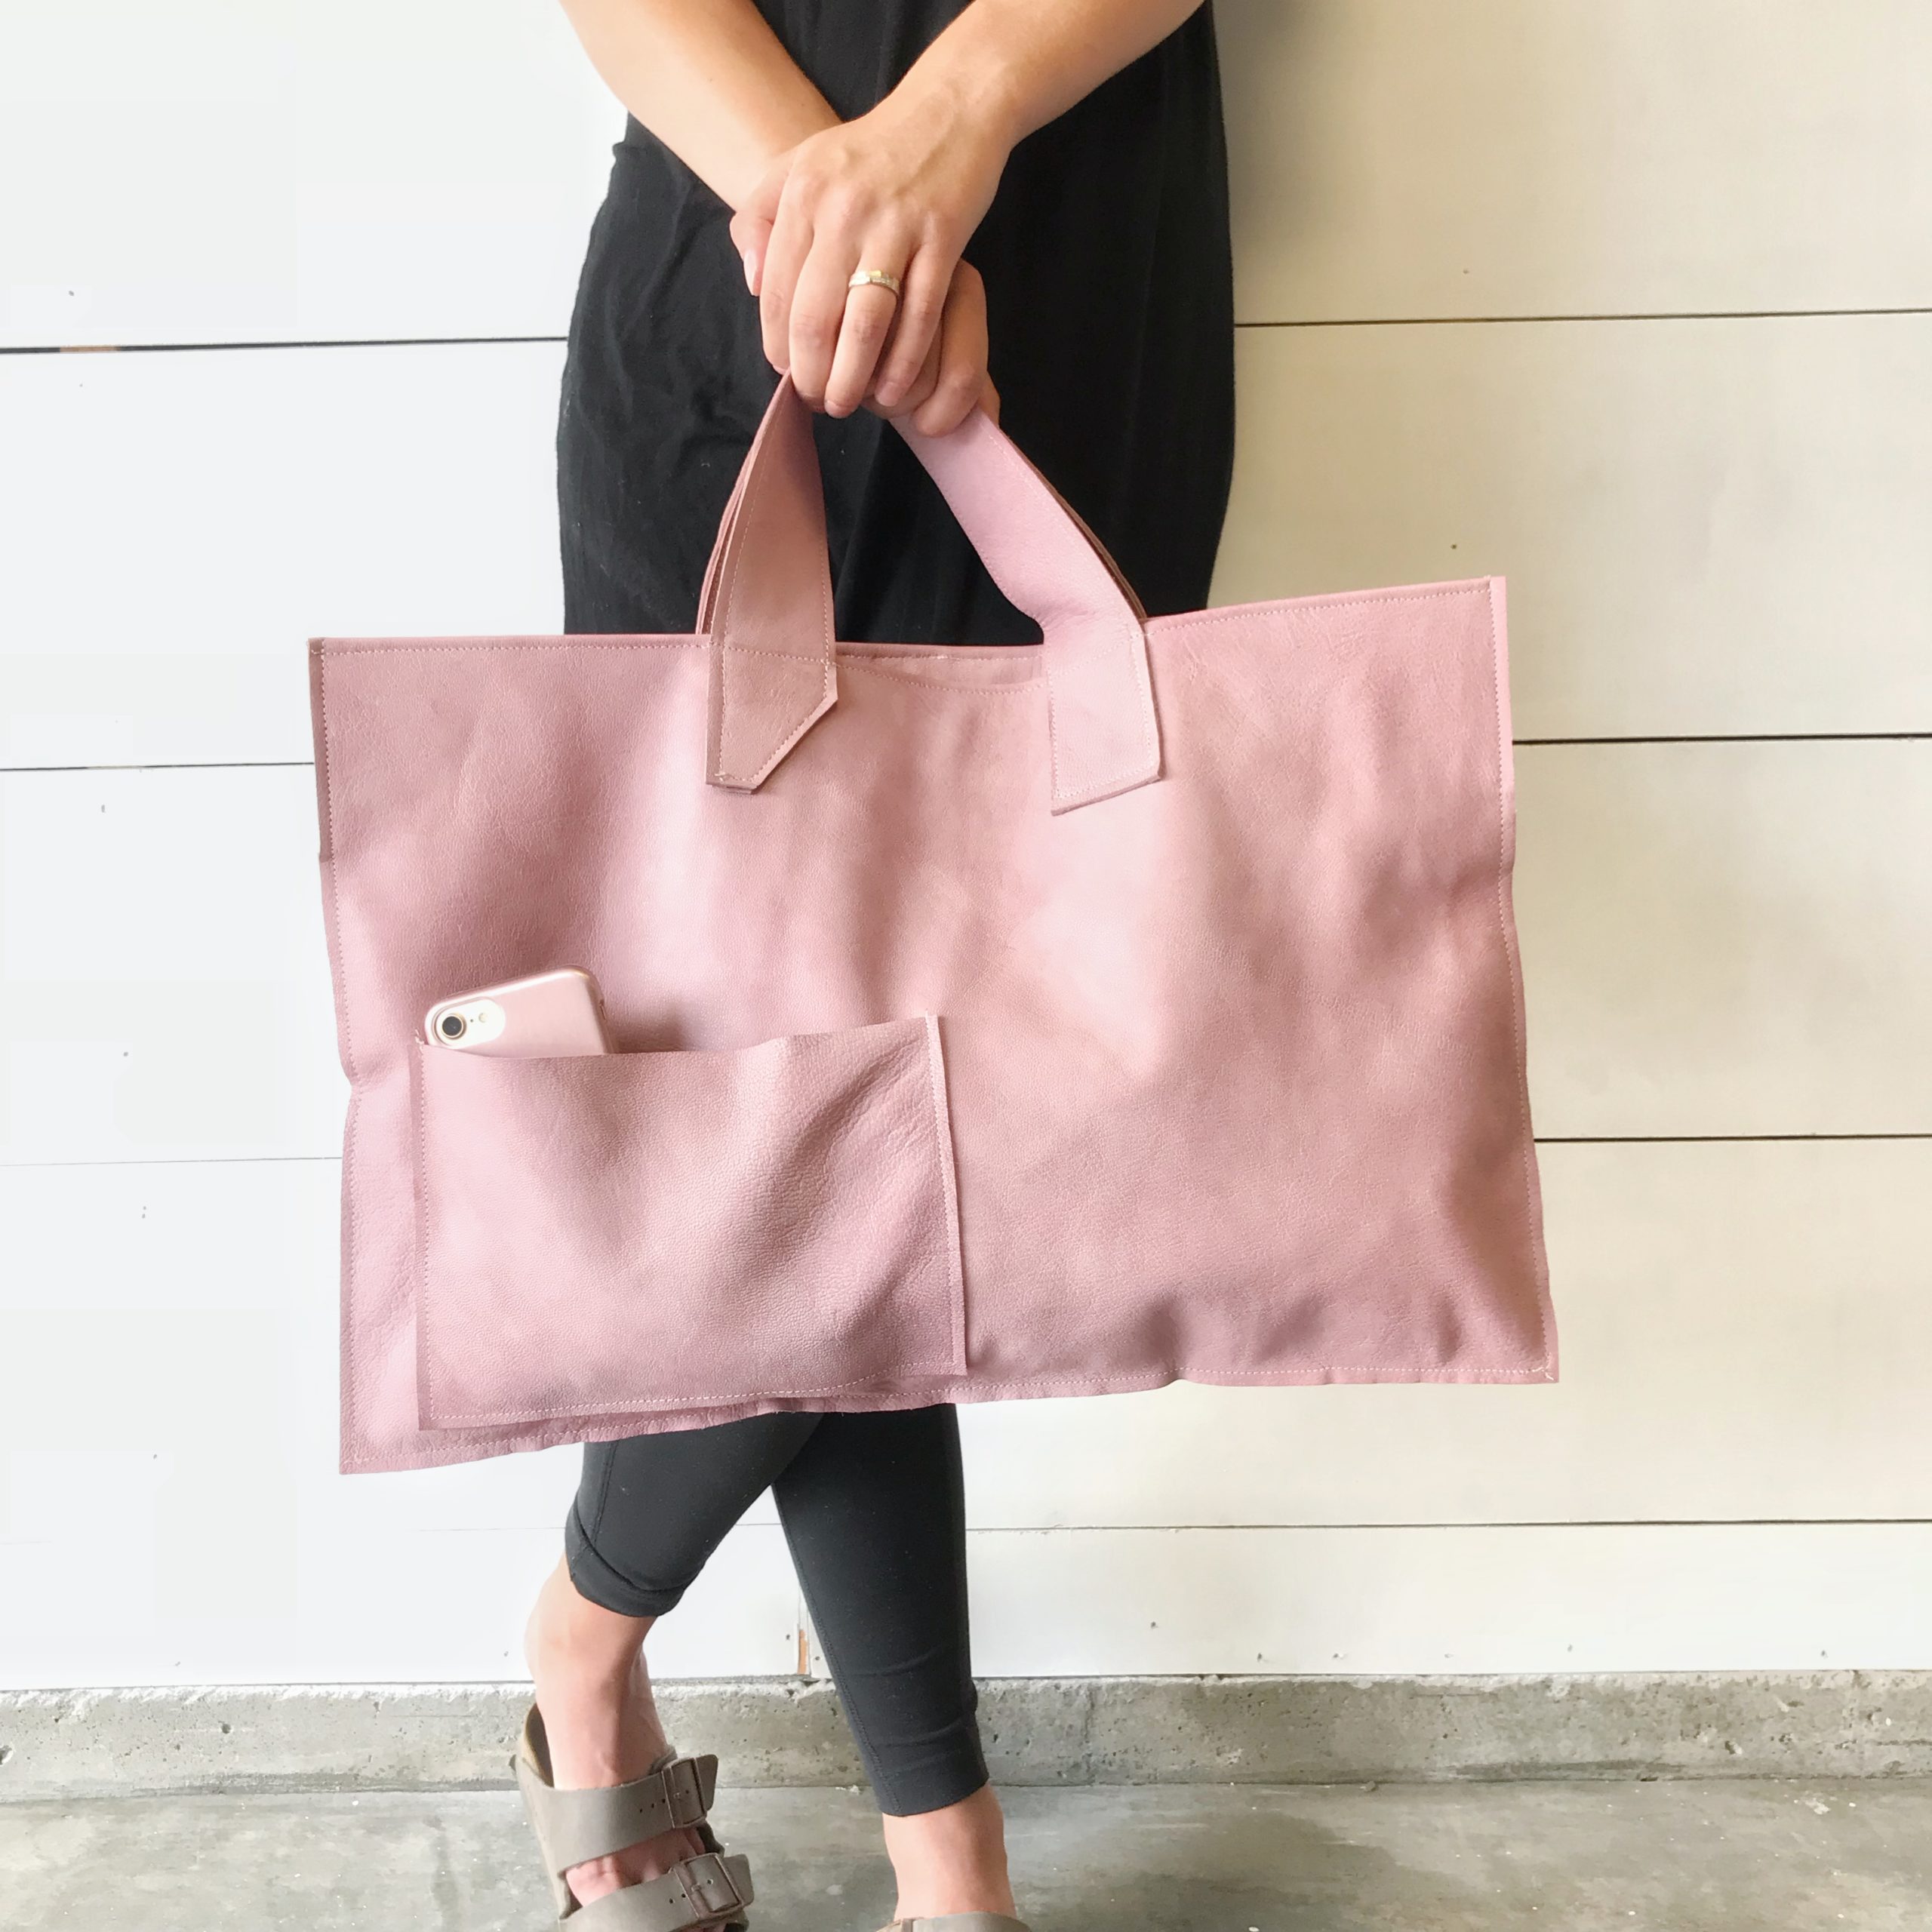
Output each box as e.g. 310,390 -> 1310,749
8,307 -> 1932,358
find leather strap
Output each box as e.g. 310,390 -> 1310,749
571,1852 -> 755,1930
895,407 -> 1160,814
518,1746 -> 719,1878
702,374 -> 1162,816
700,372 -> 838,793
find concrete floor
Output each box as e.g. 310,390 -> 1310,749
4,1779 -> 1927,1931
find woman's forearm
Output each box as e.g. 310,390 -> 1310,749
893,0 -> 1209,152
555,0 -> 837,210
558,0 -> 1209,430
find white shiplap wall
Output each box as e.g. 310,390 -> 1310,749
3,0 -> 1929,1689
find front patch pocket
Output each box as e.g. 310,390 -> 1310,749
411,1014 -> 966,1428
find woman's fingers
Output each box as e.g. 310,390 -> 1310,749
823,279 -> 905,417
865,315 -> 944,422
739,150 -> 987,429
910,263 -> 990,436
870,248 -> 952,409
757,188 -> 817,376
783,238 -> 859,406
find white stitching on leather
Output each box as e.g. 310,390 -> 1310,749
345,1351 -> 1561,1460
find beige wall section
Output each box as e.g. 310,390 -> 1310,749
1215,317 -> 1932,736
2,3 -> 1924,1687
0,2 -> 617,347
1221,0 -> 1932,321
0,345 -> 568,769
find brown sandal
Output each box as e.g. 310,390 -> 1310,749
513,1701 -> 754,1929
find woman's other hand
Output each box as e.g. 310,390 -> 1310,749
731,202 -> 1001,435
727,75 -> 1016,431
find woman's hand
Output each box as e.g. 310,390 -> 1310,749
727,79 -> 1016,430
732,203 -> 1001,433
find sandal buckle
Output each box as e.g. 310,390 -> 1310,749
681,1851 -> 747,1917
663,1755 -> 708,1829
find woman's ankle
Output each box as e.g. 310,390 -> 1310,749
881,1783 -> 1017,1919
524,1560 -> 663,1782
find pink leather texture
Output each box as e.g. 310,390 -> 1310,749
412,1018 -> 964,1427
310,373 -> 1555,1475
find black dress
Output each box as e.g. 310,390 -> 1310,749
557,0 -> 1235,643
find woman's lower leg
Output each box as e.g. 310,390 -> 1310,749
529,1413 -> 825,1907
774,1407 -> 1014,1918
521,1555 -> 702,1905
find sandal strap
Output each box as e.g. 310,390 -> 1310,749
518,1749 -> 720,1877
571,1852 -> 754,1931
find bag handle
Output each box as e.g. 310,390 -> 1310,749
700,374 -> 1162,814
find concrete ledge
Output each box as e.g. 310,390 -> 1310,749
3,1673 -> 1930,1800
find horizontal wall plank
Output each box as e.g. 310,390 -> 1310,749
0,2 -> 614,349
0,1158 -> 784,1528
968,1523 -> 1932,1675
4,746 -> 1925,1162
0,1304 -> 800,1688
0,344 -> 565,768
8,318 -> 1927,768
1223,0 -> 1932,321
0,769 -> 343,1163
6,1255 -> 1926,1678
959,1140 -> 1932,1526
9,4 -> 1928,347
5,1141 -> 1927,1531
0,1506 -> 798,1689
1216,315 -> 1932,737
1512,741 -> 1932,1136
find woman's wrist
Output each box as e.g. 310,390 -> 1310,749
889,38 -> 1029,167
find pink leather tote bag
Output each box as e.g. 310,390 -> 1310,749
311,374 -> 1555,1475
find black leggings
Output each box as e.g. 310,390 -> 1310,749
564,1405 -> 984,1817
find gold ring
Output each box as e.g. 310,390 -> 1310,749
848,268 -> 903,299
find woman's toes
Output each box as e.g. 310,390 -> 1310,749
562,1850 -> 632,1906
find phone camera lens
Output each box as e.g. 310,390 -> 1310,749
438,1013 -> 466,1040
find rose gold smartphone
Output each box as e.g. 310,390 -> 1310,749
424,968 -> 611,1057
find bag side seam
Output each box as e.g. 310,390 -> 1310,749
1483,578 -> 1556,1379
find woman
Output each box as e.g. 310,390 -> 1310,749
522,1 -> 1234,1924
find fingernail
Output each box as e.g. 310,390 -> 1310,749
742,251 -> 758,294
